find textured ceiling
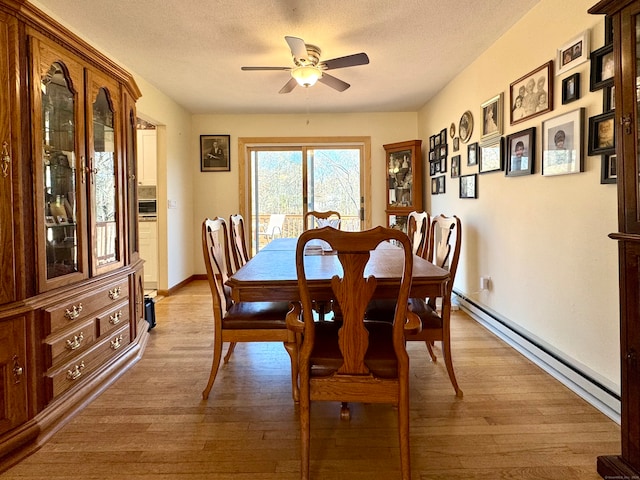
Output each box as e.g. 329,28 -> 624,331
31,0 -> 541,115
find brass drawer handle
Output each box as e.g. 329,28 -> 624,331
65,332 -> 84,351
66,361 -> 85,380
108,287 -> 121,300
109,311 -> 123,325
110,334 -> 123,350
2,141 -> 10,178
12,356 -> 23,384
64,303 -> 83,320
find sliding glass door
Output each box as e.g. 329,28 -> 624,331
248,144 -> 364,253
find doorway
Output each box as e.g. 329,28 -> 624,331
136,118 -> 158,294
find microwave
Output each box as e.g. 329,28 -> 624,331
138,199 -> 157,217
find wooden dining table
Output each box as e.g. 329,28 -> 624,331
226,237 -> 450,303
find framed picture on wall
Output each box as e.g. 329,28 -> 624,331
505,127 -> 535,177
451,155 -> 461,178
588,111 -> 615,155
200,134 -> 231,172
562,73 -> 580,104
480,93 -> 503,141
467,142 -> 478,166
556,30 -> 590,75
590,43 -> 614,91
460,174 -> 477,199
478,137 -> 503,174
542,108 -> 584,176
510,61 -> 553,125
601,153 -> 616,184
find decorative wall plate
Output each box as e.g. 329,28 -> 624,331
459,111 -> 473,143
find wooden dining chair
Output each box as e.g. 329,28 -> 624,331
407,211 -> 430,258
364,210 -> 429,328
201,217 -> 299,401
229,213 -> 250,273
407,214 -> 463,397
366,214 -> 462,398
304,210 -> 341,230
286,226 -> 420,480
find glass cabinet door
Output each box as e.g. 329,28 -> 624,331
31,36 -> 88,291
87,71 -> 124,275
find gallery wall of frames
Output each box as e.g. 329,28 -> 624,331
427,18 -> 617,198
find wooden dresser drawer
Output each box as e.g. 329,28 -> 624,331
45,279 -> 129,334
47,323 -> 131,398
45,317 -> 96,368
96,301 -> 129,337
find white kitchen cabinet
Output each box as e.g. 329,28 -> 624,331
139,221 -> 158,289
136,129 -> 157,185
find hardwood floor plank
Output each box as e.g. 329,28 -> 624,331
1,280 -> 619,480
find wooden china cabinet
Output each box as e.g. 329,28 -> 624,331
0,0 -> 146,471
590,1 -> 640,478
384,140 -> 423,232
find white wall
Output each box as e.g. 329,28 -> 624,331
191,112 -> 417,273
419,0 -> 619,389
135,76 -> 194,291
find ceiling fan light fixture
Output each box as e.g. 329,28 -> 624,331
291,65 -> 321,87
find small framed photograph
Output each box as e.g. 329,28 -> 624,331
439,144 -> 448,158
603,85 -> 615,112
460,174 -> 477,199
429,161 -> 436,176
439,157 -> 447,174
588,111 -> 615,155
605,15 -> 613,45
429,135 -> 436,150
510,61 -> 553,125
562,73 -> 581,104
556,30 -> 590,75
505,127 -> 536,177
601,153 -> 617,184
453,137 -> 460,152
437,175 -> 446,194
200,134 -> 231,172
480,93 -> 503,141
458,111 -> 474,143
479,137 -> 503,174
440,128 -> 447,145
542,108 -> 584,176
467,142 -> 478,166
431,177 -> 438,195
451,155 -> 461,178
590,43 -> 614,91
449,122 -> 456,138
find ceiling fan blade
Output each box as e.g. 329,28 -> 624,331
285,36 -> 309,63
241,66 -> 290,71
318,72 -> 350,92
321,52 -> 370,70
279,77 -> 298,94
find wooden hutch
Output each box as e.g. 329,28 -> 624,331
384,140 -> 423,232
590,0 -> 640,478
0,0 -> 146,471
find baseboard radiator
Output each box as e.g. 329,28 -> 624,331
453,290 -> 621,423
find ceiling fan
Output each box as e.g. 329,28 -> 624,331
241,36 -> 369,94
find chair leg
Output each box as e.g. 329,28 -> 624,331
398,389 -> 411,480
300,382 -> 311,480
223,342 -> 237,363
425,341 -> 437,362
283,340 -> 300,402
202,334 -> 223,400
442,336 -> 463,398
340,402 -> 350,420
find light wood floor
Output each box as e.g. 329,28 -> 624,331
2,280 -> 619,479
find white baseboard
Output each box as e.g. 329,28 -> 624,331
454,291 -> 621,423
